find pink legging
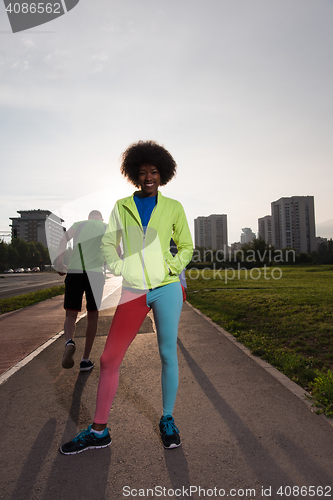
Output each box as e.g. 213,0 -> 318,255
93,282 -> 183,423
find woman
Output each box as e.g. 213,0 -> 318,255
60,141 -> 193,454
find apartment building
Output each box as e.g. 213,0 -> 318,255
194,214 -> 228,250
258,215 -> 272,244
271,196 -> 316,253
10,210 -> 64,249
240,227 -> 256,245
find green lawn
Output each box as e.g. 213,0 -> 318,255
0,285 -> 65,315
186,265 -> 333,416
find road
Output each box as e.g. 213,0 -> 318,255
0,272 -> 65,299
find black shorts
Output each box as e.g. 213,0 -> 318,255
64,271 -> 105,311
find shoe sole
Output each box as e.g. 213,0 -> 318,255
162,441 -> 182,449
160,431 -> 182,449
59,439 -> 112,455
62,344 -> 76,369
79,364 -> 94,372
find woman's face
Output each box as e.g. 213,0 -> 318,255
138,164 -> 161,197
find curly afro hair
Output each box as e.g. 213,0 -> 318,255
120,140 -> 177,187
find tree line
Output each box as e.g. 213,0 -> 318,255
312,239 -> 333,265
2,236 -> 332,273
0,238 -> 51,272
187,237 -> 333,269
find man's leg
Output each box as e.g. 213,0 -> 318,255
62,310 -> 78,369
83,310 -> 98,359
64,310 -> 78,342
62,273 -> 84,369
80,272 -> 104,371
79,310 -> 99,371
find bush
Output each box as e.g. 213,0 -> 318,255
310,370 -> 333,417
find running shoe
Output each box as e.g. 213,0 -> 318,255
159,415 -> 181,449
62,339 -> 76,369
80,359 -> 94,372
59,425 -> 111,455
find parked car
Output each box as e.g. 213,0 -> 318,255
14,268 -> 25,273
24,268 -> 31,273
31,267 -> 40,272
4,269 -> 14,273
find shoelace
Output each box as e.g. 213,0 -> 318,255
73,427 -> 91,443
161,418 -> 179,436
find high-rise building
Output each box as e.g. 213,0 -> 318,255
194,214 -> 228,250
10,210 -> 64,249
258,215 -> 272,244
240,227 -> 255,245
271,196 -> 316,253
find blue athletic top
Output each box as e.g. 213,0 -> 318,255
134,194 -> 157,233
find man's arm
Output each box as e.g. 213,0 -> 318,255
56,226 -> 76,276
101,204 -> 123,275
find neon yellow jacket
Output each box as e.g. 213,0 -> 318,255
101,191 -> 193,290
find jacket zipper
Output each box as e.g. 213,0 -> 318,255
142,232 -> 148,289
142,200 -> 158,289
124,198 -> 158,290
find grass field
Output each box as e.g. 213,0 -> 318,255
186,265 -> 333,417
0,285 -> 65,315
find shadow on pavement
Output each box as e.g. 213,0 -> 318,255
117,373 -> 193,498
274,432 -> 333,485
163,446 -> 193,500
10,418 -> 57,500
41,370 -> 111,500
67,370 -> 94,426
177,338 -> 294,490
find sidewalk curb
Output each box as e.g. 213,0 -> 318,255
185,300 -> 333,428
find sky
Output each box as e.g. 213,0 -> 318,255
1,0 -> 333,245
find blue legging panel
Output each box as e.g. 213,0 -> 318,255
147,282 -> 183,415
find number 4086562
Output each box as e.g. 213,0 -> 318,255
276,485 -> 331,497
5,3 -> 62,14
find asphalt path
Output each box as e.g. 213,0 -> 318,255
1,279 -> 333,500
0,272 -> 65,299
1,275 -> 333,499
